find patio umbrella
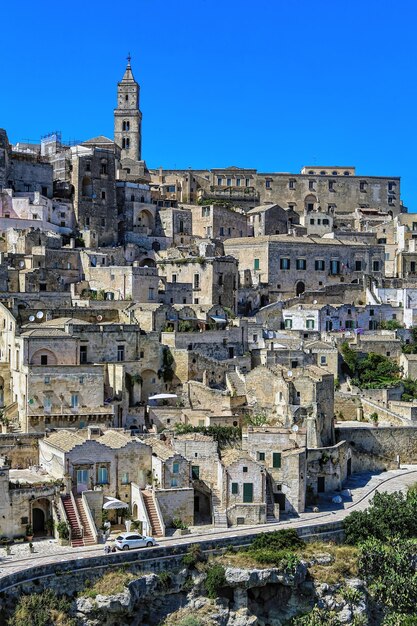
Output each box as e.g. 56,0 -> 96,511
103,497 -> 129,510
148,393 -> 178,400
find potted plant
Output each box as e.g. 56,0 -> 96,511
25,524 -> 33,541
56,521 -> 70,546
45,518 -> 54,536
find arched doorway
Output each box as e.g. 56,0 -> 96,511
296,281 -> 305,296
304,194 -> 317,212
132,503 -> 138,519
32,507 -> 45,534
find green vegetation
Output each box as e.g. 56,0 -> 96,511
401,378 -> 417,401
183,544 -> 207,568
172,518 -> 188,530
340,343 -> 401,388
158,571 -> 172,590
204,564 -> 226,599
8,589 -> 75,626
174,423 -> 241,447
290,607 -> 343,625
344,489 -> 417,545
380,320 -> 404,330
80,568 -> 137,598
402,328 -> 417,354
243,410 -> 270,427
158,347 -> 175,383
56,521 -> 69,540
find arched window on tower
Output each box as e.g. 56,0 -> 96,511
125,94 -> 128,101
122,121 -> 126,131
126,121 -> 130,131
126,138 -> 130,149
122,138 -> 126,149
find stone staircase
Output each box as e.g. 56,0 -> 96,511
266,475 -> 278,523
75,495 -> 96,545
61,495 -> 83,548
226,371 -> 247,398
212,489 -> 228,528
141,490 -> 163,537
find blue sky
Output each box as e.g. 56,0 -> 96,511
1,0 -> 416,209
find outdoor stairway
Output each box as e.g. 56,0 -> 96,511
212,489 -> 228,528
75,495 -> 96,545
266,476 -> 278,523
141,490 -> 163,537
61,495 -> 83,547
226,371 -> 246,398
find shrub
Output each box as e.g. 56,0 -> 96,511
247,548 -> 300,570
344,490 -> 417,545
250,529 -> 304,552
291,607 -> 342,625
56,521 -> 69,540
205,564 -> 226,599
8,589 -> 75,626
178,617 -> 203,626
172,518 -> 188,530
183,544 -> 206,568
158,571 -> 172,590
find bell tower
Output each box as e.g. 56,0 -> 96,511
114,54 -> 142,161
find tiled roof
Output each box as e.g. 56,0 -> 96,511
97,430 -> 133,449
43,430 -> 86,452
147,437 -> 176,461
224,235 -> 376,247
20,328 -> 69,338
221,448 -> 254,466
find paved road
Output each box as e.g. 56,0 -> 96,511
1,466 -> 416,583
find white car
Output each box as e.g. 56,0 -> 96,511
114,532 -> 156,550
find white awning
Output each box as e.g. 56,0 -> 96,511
210,316 -> 227,323
148,393 -> 178,400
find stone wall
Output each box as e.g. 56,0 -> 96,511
155,487 -> 194,526
335,425 -> 417,471
0,432 -> 42,468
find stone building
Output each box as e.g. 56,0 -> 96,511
157,255 -> 238,310
39,428 -> 151,502
224,234 -> 385,301
247,204 -> 295,236
220,449 -> 266,526
70,140 -> 119,248
114,57 -> 143,162
190,204 -> 248,240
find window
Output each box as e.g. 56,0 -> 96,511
309,180 -> 315,190
40,354 -> 48,365
227,178 -> 232,186
191,466 -> 200,479
328,180 -> 335,191
97,466 -> 108,484
171,478 -> 178,487
218,273 -> 223,286
243,483 -> 253,503
193,274 -> 200,289
372,260 -> 380,272
71,393 -> 78,408
355,260 -> 362,271
284,318 -> 292,329
265,179 -> 271,189
280,258 -> 291,270
219,227 -> 224,236
236,178 -> 241,186
310,218 -> 315,225
117,345 -> 125,362
217,177 -> 223,186
345,320 -> 354,329
121,472 -> 129,485
44,376 -> 50,384
360,181 -> 367,192
258,452 -> 265,461
272,452 -> 282,469
167,185 -> 176,193
231,482 -> 239,495
320,355 -> 327,365
43,396 -> 52,411
243,466 -> 248,473
172,273 -> 177,283
388,181 -> 396,192
100,162 -> 107,175
245,178 -> 250,187
148,287 -> 155,300
296,259 -> 306,270
101,191 -> 106,200
411,262 -> 416,274
315,259 -> 325,271
254,258 -> 260,270
80,345 -> 87,364
253,334 -> 258,342
172,462 -> 179,474
306,319 -> 315,329
323,219 -> 329,225
201,207 -> 210,217
330,260 -> 340,275
289,179 -> 296,190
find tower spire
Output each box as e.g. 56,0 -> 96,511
127,52 -> 131,66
